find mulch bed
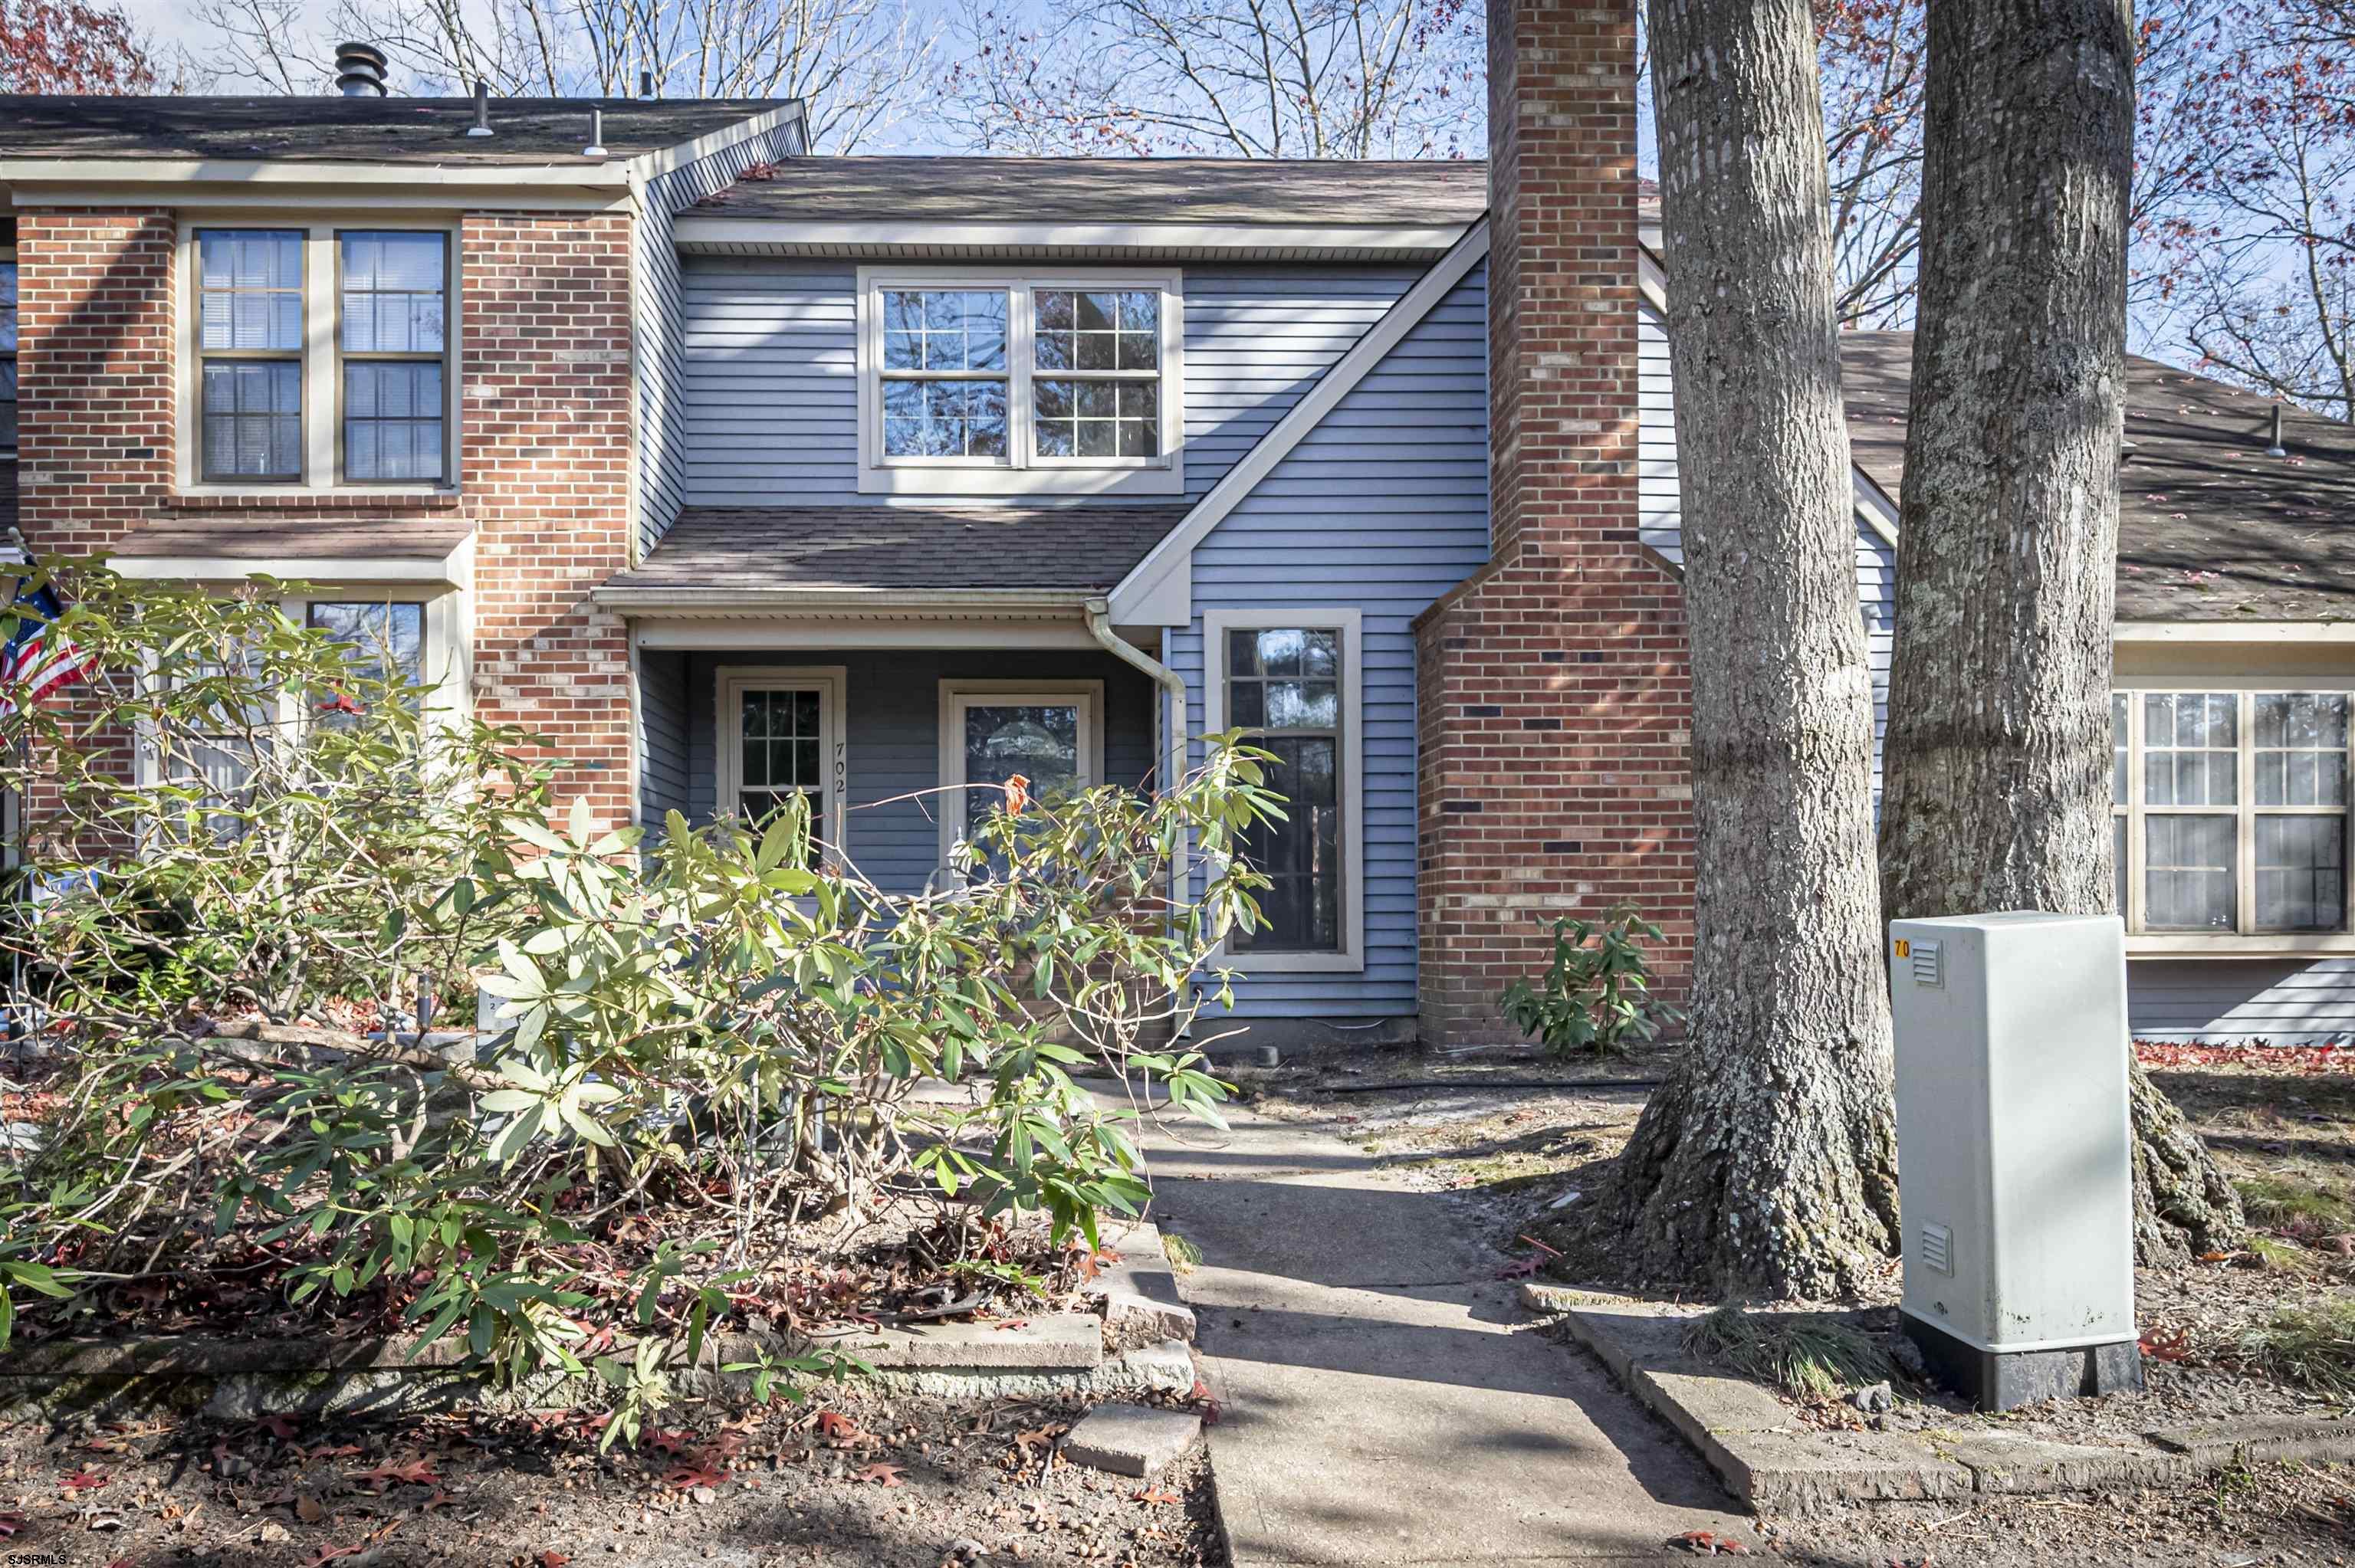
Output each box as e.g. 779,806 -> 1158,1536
0,1383 -> 1222,1568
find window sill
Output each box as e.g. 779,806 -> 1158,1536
1220,948 -> 1365,975
164,490 -> 461,512
857,464 -> 1183,499
2127,933 -> 2355,959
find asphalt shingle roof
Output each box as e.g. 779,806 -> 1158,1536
1841,331 -> 2355,623
0,96 -> 787,166
692,156 -> 1487,225
609,505 -> 1194,597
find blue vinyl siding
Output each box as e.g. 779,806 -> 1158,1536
1170,263 -> 1491,1020
639,648 -> 1154,895
678,262 -> 1418,507
2129,959 -> 2355,1044
634,121 -> 806,557
638,641 -> 691,832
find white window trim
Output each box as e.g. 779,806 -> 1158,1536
176,218 -> 461,497
854,267 -> 1184,498
936,678 -> 1105,868
714,665 -> 849,863
2115,675 -> 2355,957
1201,607 -> 1365,974
132,587 -> 471,789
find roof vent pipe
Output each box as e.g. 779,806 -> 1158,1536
2266,404 -> 2288,458
334,41 -> 389,97
583,107 -> 608,159
639,68 -> 655,97
465,79 -> 493,136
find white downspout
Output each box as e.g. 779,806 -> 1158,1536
1085,597 -> 1189,919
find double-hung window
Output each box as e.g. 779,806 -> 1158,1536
195,230 -> 304,483
184,224 -> 455,490
1206,610 -> 1365,971
859,271 -> 1182,496
340,233 -> 450,483
2113,687 -> 2353,945
1,249 -> 17,455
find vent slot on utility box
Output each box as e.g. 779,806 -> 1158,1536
1918,1222 -> 1953,1274
1910,940 -> 1943,986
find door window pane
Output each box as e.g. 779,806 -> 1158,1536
2145,814 -> 2237,931
960,703 -> 1079,838
2143,692 -> 2238,805
2256,815 -> 2347,932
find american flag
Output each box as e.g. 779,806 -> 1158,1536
0,576 -> 90,720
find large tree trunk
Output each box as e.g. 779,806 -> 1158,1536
1610,0 -> 1900,1299
1879,0 -> 2245,1265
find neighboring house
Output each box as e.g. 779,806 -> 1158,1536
0,12 -> 2347,1050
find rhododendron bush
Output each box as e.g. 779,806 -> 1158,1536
0,563 -> 1274,1435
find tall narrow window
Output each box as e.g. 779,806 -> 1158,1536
879,290 -> 1007,460
0,255 -> 17,455
1227,627 -> 1342,953
1032,288 -> 1159,458
339,232 -> 448,482
2255,692 -> 2349,931
196,230 -> 304,482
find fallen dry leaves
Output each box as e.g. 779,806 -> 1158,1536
852,1461 -> 906,1488
1670,1530 -> 1752,1556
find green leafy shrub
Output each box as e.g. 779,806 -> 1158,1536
1499,904 -> 1680,1057
0,563 -> 1283,1442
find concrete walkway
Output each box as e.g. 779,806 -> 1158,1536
1133,1104 -> 1746,1566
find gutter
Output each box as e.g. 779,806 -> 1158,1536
1086,596 -> 1190,920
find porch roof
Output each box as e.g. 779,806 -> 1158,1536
604,504 -> 1193,607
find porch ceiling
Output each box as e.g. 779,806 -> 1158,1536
603,504 -> 1191,609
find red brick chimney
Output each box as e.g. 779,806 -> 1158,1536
1411,0 -> 1696,1045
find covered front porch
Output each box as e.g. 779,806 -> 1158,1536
632,638 -> 1162,891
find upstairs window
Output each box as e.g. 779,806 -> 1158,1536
1,253 -> 17,455
2114,687 -> 2352,940
339,233 -> 449,483
195,230 -> 304,483
858,271 -> 1182,497
181,223 -> 456,491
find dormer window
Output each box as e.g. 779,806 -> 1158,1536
856,269 -> 1183,497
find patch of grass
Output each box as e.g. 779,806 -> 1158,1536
1681,1304 -> 1899,1401
2237,1300 -> 2355,1395
2248,1235 -> 2312,1272
1161,1234 -> 1203,1275
2237,1173 -> 2354,1242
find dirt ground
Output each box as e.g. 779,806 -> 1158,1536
0,1383 -> 1220,1568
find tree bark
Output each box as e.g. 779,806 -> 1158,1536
1879,0 -> 2245,1263
1611,0 -> 1900,1298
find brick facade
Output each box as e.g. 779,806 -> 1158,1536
12,206 -> 638,827
1411,0 -> 1696,1045
458,212 -> 636,827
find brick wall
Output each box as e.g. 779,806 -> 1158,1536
1411,0 -> 1696,1045
459,212 -> 636,827
15,210 -> 178,555
11,207 -> 639,828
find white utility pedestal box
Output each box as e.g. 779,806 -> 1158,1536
1887,912 -> 2143,1410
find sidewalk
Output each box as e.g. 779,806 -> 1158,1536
1134,1104 -> 1749,1566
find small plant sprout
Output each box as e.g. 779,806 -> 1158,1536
1499,904 -> 1682,1058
